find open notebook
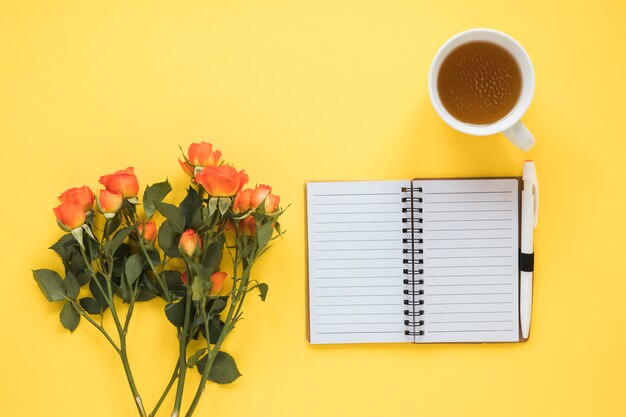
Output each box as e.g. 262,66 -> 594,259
306,178 -> 522,344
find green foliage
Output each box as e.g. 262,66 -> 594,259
209,299 -> 227,316
187,348 -> 207,368
256,222 -> 274,250
208,197 -> 218,217
154,201 -> 185,233
89,273 -> 109,313
163,270 -> 184,294
49,234 -> 76,261
218,197 -> 231,215
180,187 -> 203,229
103,226 -> 135,257
143,180 -> 172,219
158,221 -> 175,251
64,271 -> 80,300
191,276 -> 209,302
79,297 -> 102,315
165,299 -> 186,327
196,351 -> 241,384
105,213 -> 122,238
75,272 -> 91,286
33,269 -> 65,302
124,254 -> 143,286
256,283 -> 269,301
201,235 -> 224,274
60,302 -> 80,332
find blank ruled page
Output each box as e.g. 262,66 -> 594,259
417,179 -> 520,343
307,181 -> 411,344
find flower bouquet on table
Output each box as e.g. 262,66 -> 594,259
33,142 -> 287,417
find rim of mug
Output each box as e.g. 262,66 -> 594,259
428,28 -> 535,136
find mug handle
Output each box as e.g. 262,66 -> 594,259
503,121 -> 535,151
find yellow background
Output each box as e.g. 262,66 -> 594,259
1,1 -> 625,416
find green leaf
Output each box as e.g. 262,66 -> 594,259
103,225 -> 134,257
191,275 -> 209,302
79,297 -> 102,314
124,254 -> 143,286
69,253 -> 86,275
163,270 -> 184,293
256,283 -> 268,301
33,269 -> 66,302
165,299 -> 186,327
256,222 -> 274,249
49,234 -> 77,261
158,220 -> 175,250
208,197 -> 218,217
180,187 -> 204,229
209,298 -> 227,316
218,197 -> 231,215
143,180 -> 172,219
60,302 -> 80,332
154,201 -> 185,233
187,348 -> 207,368
201,234 -> 224,274
64,271 -> 80,299
197,351 -> 241,384
104,213 -> 122,238
89,273 -> 109,313
76,272 -> 91,286
135,288 -> 157,302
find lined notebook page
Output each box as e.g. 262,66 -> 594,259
307,181 -> 411,344
417,179 -> 520,343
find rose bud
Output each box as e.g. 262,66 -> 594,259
179,142 -> 222,177
181,271 -> 190,285
58,186 -> 95,212
178,229 -> 202,258
99,167 -> 139,199
238,216 -> 256,236
96,189 -> 123,218
54,202 -> 87,231
195,165 -> 249,197
250,184 -> 280,213
233,188 -> 253,213
138,221 -> 157,245
210,271 -> 227,295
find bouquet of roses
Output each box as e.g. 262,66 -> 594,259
33,142 -> 286,417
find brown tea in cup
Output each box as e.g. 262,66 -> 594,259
437,41 -> 522,125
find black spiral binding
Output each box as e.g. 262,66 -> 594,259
401,179 -> 425,338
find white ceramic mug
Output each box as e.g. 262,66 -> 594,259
428,28 -> 535,151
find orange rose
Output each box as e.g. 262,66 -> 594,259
238,216 -> 256,236
233,189 -> 253,213
99,167 -> 139,198
179,142 -> 222,177
178,229 -> 202,258
138,221 -> 157,244
58,186 -> 94,212
250,185 -> 271,208
250,184 -> 280,213
195,166 -> 248,197
181,271 -> 190,285
96,189 -> 123,217
54,203 -> 87,231
264,193 -> 280,213
210,271 -> 227,295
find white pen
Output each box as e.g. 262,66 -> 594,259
520,161 -> 538,339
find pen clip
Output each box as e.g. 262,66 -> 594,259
523,161 -> 539,228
